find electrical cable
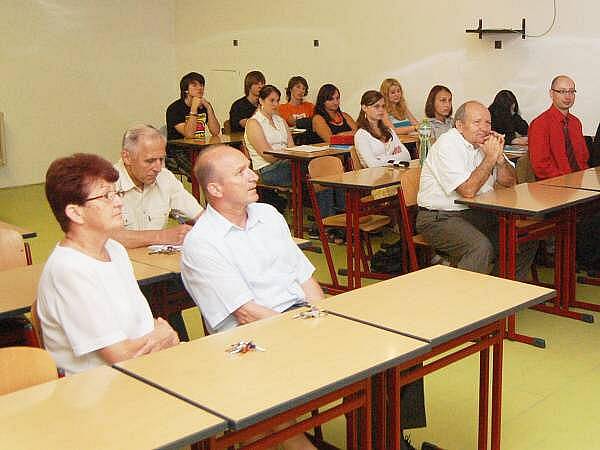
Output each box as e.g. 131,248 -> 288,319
526,0 -> 557,37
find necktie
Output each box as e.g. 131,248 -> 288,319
563,117 -> 580,171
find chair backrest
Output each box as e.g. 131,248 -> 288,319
399,167 -> 421,207
29,299 -> 44,349
349,146 -> 364,170
308,155 -> 344,178
0,346 -> 58,395
515,154 -> 536,183
308,156 -> 344,193
0,229 -> 27,270
397,167 -> 421,272
222,119 -> 232,135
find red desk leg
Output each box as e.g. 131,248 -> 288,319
290,160 -> 303,238
345,191 -> 362,290
372,372 -> 387,450
499,214 -> 546,348
386,368 -> 401,450
478,348 -> 489,450
490,321 -> 505,450
530,209 -> 594,321
386,322 -> 504,450
567,207 -> 600,312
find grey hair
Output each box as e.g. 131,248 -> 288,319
454,101 -> 483,124
122,124 -> 165,153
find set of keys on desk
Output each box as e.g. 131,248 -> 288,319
226,306 -> 327,355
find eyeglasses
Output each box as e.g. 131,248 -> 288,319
551,89 -> 577,95
83,190 -> 125,203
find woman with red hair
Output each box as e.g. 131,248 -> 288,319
37,153 -> 179,374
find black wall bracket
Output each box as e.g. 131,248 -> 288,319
466,18 -> 526,40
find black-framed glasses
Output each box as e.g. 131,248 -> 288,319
551,89 -> 577,95
83,190 -> 125,203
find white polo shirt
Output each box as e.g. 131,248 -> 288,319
114,159 -> 202,230
181,203 -> 315,333
417,128 -> 503,211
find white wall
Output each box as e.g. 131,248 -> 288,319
1,1 -> 598,188
0,1 -> 178,187
175,0 -> 599,135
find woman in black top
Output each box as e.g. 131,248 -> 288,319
489,90 -> 529,145
311,84 -> 357,143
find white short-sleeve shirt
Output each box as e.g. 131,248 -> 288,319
114,159 -> 202,231
417,128 -> 505,211
181,203 -> 315,333
36,239 -> 154,374
244,110 -> 289,172
354,128 -> 411,168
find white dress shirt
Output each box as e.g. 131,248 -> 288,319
181,203 -> 315,333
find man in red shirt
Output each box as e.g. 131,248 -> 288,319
529,75 -> 589,179
529,75 -> 599,274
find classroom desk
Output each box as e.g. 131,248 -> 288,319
314,265 -> 554,450
455,183 -> 600,346
0,365 -> 226,449
0,219 -> 37,264
128,247 -> 182,272
128,237 -> 310,273
399,134 -> 419,145
263,146 -> 351,239
311,166 -> 412,290
116,309 -> 429,450
0,263 -> 44,319
0,261 -> 174,320
539,166 -> 600,192
131,260 -> 174,286
537,167 -> 600,299
168,132 -> 245,200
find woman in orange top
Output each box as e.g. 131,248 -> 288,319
278,76 -> 315,127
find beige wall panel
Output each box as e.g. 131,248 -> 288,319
0,1 -> 178,187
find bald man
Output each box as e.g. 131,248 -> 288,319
529,75 -> 589,180
181,145 -> 321,450
416,101 -> 536,279
530,76 -> 600,273
181,145 -> 323,334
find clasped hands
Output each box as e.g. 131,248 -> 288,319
482,131 -> 506,166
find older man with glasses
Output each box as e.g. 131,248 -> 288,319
529,75 -> 589,179
529,75 -> 600,275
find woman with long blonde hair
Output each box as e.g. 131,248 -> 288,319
380,78 -> 418,135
